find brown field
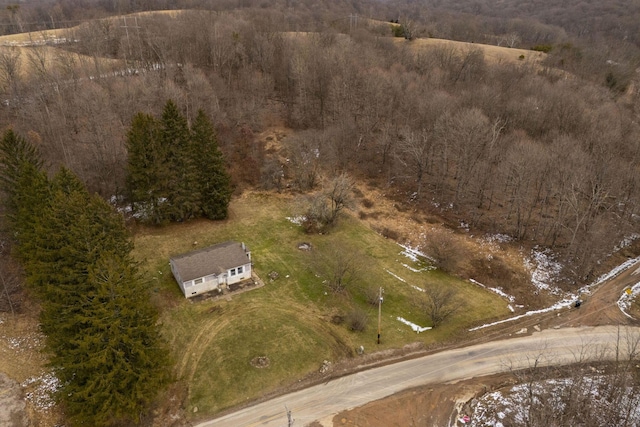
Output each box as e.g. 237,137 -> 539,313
393,37 -> 547,66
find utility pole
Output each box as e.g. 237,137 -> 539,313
377,287 -> 383,344
285,404 -> 294,427
121,16 -> 142,64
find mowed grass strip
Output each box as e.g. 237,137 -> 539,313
132,191 -> 510,416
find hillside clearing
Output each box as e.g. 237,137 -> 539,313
393,37 -> 547,66
132,191 -> 509,418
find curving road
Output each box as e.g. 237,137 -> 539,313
197,325 -> 640,427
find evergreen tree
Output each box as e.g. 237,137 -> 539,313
125,112 -> 170,225
124,101 -> 233,224
0,129 -> 43,201
159,100 -> 199,221
28,169 -> 132,357
24,168 -> 130,292
191,109 -> 233,219
0,129 -> 50,257
54,252 -> 171,426
6,161 -> 50,257
2,139 -> 172,426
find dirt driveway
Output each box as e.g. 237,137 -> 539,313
0,373 -> 27,426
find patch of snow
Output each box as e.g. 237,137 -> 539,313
401,263 -> 421,272
507,304 -> 515,313
398,243 -> 436,263
617,281 -> 640,319
22,372 -> 60,411
469,279 -> 516,303
524,247 -> 563,295
470,376 -> 640,426
397,317 -> 432,333
614,234 -> 640,252
385,269 -> 407,283
589,256 -> 640,288
1,333 -> 42,352
385,269 -> 426,293
469,295 -> 577,331
471,257 -> 640,332
286,215 -> 306,225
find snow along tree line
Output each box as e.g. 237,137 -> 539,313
0,129 -> 172,426
125,99 -> 233,224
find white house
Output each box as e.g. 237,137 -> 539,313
170,241 -> 252,298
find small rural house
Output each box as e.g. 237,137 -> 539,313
170,241 -> 252,298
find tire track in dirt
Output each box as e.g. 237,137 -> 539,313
177,315 -> 232,382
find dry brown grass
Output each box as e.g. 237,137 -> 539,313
0,10 -> 185,45
0,303 -> 64,426
0,45 -> 124,80
393,37 -> 547,66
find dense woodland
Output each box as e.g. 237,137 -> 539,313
0,1 -> 637,286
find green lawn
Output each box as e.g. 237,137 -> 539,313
132,192 -> 509,415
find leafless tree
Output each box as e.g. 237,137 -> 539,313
0,47 -> 21,98
302,173 -> 354,232
397,127 -> 432,198
325,173 -> 355,224
316,245 -> 361,294
491,330 -> 640,427
419,286 -> 458,327
284,131 -> 321,192
421,230 -> 460,274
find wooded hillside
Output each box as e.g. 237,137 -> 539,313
0,0 -> 637,286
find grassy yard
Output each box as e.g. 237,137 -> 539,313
132,191 -> 509,416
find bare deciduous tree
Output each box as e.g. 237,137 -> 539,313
325,172 -> 355,224
302,173 -> 355,232
420,286 -> 458,327
421,230 -> 460,274
316,245 -> 361,294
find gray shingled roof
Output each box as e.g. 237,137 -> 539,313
170,241 -> 250,282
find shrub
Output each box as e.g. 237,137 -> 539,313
361,198 -> 374,208
531,44 -> 552,53
363,285 -> 381,306
391,25 -> 405,38
346,308 -> 369,332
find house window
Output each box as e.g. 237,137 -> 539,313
230,268 -> 236,276
194,277 -> 203,285
237,266 -> 243,274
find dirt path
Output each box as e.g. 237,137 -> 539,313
0,373 -> 27,426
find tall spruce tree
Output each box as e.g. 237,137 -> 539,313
2,133 -> 172,426
0,129 -> 43,200
0,129 -> 49,252
25,168 -> 170,426
24,168 -> 130,292
191,109 -> 233,219
55,252 -> 171,426
160,100 -> 199,221
125,101 -> 233,224
125,112 -> 171,225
